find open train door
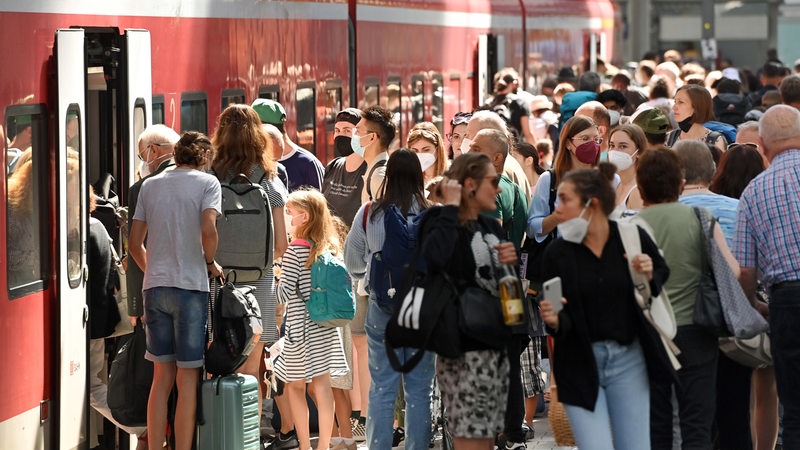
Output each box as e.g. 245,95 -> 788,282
54,28 -> 89,449
124,29 -> 152,191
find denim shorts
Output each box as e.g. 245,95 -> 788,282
143,287 -> 208,368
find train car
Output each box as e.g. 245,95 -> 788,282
0,0 -> 614,448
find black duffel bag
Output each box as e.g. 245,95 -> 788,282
108,320 -> 153,426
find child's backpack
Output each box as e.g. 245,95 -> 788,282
216,169 -> 274,283
204,282 -> 263,377
292,239 -> 355,328
369,204 -> 428,313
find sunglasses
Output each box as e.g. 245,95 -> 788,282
728,142 -> 759,151
484,174 -> 501,188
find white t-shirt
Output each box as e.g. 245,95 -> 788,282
134,168 -> 222,292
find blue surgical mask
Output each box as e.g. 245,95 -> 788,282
350,133 -> 371,157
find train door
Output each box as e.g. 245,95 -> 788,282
124,29 -> 153,195
54,28 -> 89,450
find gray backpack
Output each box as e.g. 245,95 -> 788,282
216,168 -> 274,282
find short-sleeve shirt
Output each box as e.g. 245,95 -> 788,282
322,157 -> 368,227
279,142 -> 325,192
134,169 -> 221,292
482,174 -> 528,250
679,193 -> 738,248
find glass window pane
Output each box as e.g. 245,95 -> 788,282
152,95 -> 165,125
387,78 -> 401,140
325,87 -> 342,160
411,75 -> 425,127
180,92 -> 208,134
65,105 -> 82,289
222,88 -> 246,109
362,83 -> 379,109
133,99 -> 146,144
432,74 -> 444,136
6,108 -> 48,296
259,86 -> 280,101
296,86 -> 316,154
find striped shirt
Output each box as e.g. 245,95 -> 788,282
734,148 -> 800,288
274,244 -> 349,382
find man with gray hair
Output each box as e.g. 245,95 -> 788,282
127,124 -> 180,319
469,128 -> 531,450
734,104 -> 800,448
464,110 -> 532,200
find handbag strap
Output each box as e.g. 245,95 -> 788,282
617,221 -> 651,308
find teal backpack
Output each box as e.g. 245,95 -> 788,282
292,239 -> 355,327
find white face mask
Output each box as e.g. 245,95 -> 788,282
139,160 -> 150,178
557,200 -> 593,244
416,152 -> 436,172
459,137 -> 473,154
285,212 -> 296,237
607,149 -> 638,172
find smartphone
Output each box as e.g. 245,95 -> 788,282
543,277 -> 563,313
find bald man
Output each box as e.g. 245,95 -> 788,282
464,110 -> 532,200
734,104 -> 800,448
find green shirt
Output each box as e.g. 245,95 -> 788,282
482,174 -> 528,251
637,203 -> 703,326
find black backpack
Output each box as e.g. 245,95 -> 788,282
204,282 -> 262,376
713,93 -> 751,127
108,322 -> 153,426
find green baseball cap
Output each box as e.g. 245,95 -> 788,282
252,98 -> 286,125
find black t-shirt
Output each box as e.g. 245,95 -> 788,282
322,157 -> 367,227
490,93 -> 531,140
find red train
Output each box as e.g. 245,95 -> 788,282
0,0 -> 616,447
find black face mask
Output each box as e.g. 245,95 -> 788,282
678,115 -> 694,133
334,135 -> 354,157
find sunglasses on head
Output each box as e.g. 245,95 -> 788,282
727,142 -> 758,151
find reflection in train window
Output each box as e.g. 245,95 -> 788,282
296,84 -> 316,154
387,77 -> 401,142
362,78 -> 379,109
5,106 -> 49,298
222,88 -> 246,109
258,85 -> 280,101
432,74 -> 444,136
133,98 -> 146,148
410,75 -> 425,128
325,83 -> 342,160
152,94 -> 165,125
180,92 -> 208,134
65,105 -> 82,289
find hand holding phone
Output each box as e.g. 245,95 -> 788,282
543,277 -> 563,314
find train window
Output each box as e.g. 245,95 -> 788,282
324,81 -> 342,161
133,98 -> 146,148
410,75 -> 425,128
362,78 -> 379,109
258,85 -> 280,101
432,74 -> 444,136
152,94 -> 165,125
5,105 -> 49,297
222,88 -> 246,109
387,77 -> 401,138
180,92 -> 208,134
296,83 -> 316,154
65,105 -> 82,289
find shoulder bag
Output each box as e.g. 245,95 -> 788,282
692,207 -> 769,339
617,221 -> 682,370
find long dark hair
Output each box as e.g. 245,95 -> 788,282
709,144 -> 766,199
371,148 -> 430,220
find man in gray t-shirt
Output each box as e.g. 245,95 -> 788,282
129,137 -> 222,449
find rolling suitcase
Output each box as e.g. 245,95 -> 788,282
197,374 -> 260,450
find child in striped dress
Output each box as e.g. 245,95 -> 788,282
275,189 -> 349,450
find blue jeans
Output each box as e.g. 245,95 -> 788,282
563,339 -> 650,450
770,283 -> 800,449
143,286 -> 208,368
365,299 -> 435,450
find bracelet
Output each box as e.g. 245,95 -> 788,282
206,259 -> 215,265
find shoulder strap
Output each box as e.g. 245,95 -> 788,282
362,202 -> 372,232
666,129 -> 679,147
366,159 -> 387,201
616,222 -> 651,305
547,169 -> 557,213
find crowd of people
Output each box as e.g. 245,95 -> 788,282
90,46 -> 800,450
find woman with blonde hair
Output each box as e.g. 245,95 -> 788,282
407,121 -> 448,181
210,104 -> 289,437
276,189 -> 349,450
